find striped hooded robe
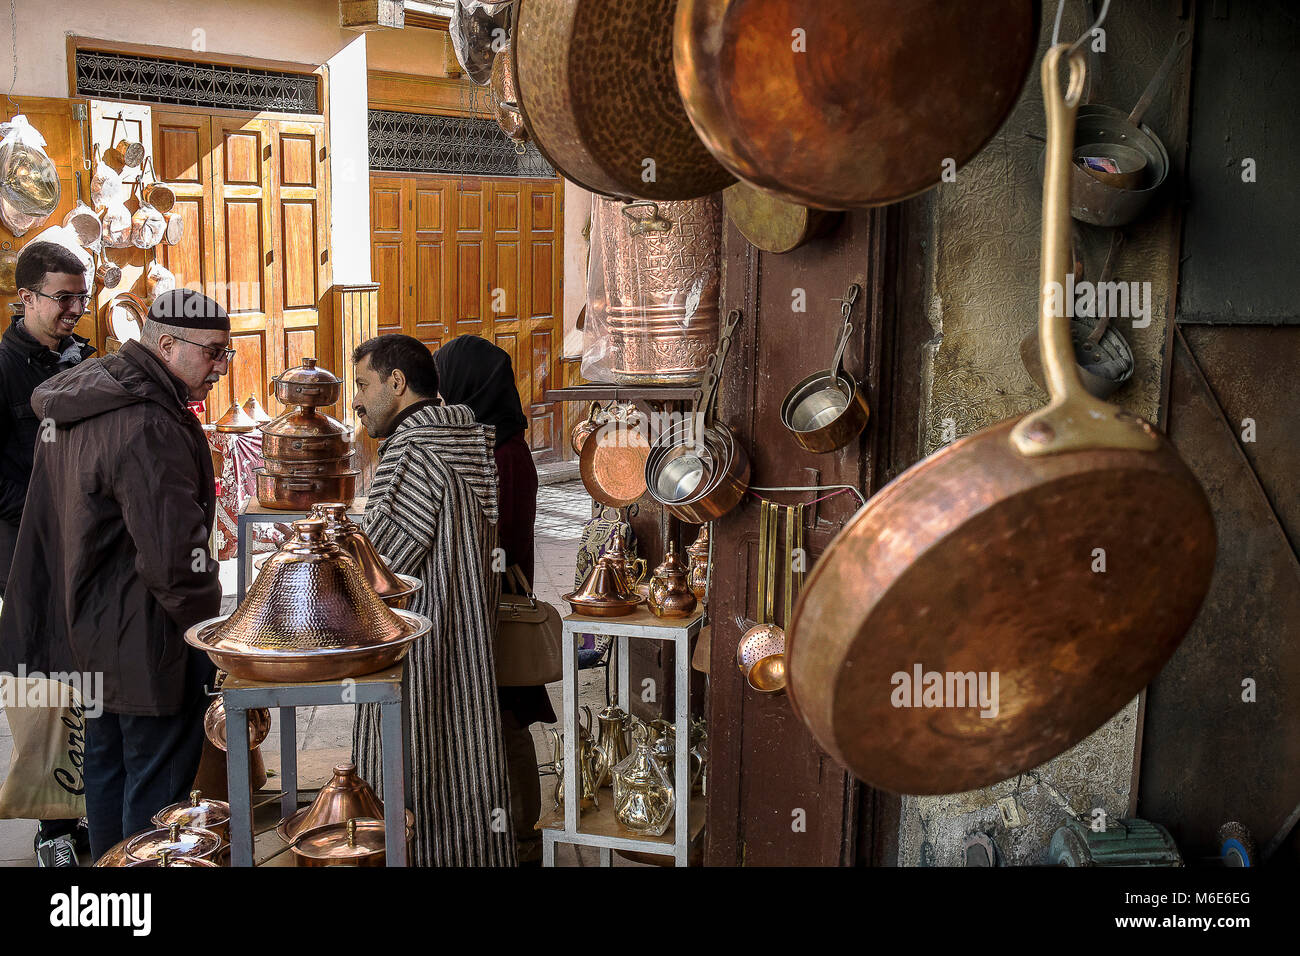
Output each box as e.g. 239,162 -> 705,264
352,402 -> 516,867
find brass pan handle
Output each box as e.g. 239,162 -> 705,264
1011,45 -> 1157,458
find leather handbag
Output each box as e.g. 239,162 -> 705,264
496,565 -> 562,687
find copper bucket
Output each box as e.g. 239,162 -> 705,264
596,195 -> 721,385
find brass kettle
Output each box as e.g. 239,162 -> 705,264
648,541 -> 698,619
591,703 -> 632,788
548,706 -> 603,811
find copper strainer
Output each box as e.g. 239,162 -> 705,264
184,518 -> 430,682
735,500 -> 786,693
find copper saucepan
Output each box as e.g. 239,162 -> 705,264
786,46 -> 1216,796
780,284 -> 870,453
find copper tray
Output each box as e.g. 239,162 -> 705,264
184,607 -> 430,683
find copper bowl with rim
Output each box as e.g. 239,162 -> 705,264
184,518 -> 431,683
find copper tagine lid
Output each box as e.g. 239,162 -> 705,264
153,789 -> 231,835
563,555 -> 643,616
215,400 -> 258,433
310,502 -> 414,602
125,822 -> 222,863
278,762 -> 383,843
242,393 -> 273,425
293,818 -> 387,866
207,519 -> 416,653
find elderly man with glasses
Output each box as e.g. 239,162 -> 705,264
0,287 -> 233,861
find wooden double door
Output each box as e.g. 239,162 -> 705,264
152,110 -> 331,420
370,174 -> 564,461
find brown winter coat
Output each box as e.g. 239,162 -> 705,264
0,340 -> 220,715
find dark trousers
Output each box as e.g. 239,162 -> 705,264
83,650 -> 211,860
499,708 -> 543,864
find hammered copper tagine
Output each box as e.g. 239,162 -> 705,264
562,555 -> 644,617
310,502 -> 421,609
184,519 -> 431,683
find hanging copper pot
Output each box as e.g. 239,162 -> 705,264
490,39 -> 528,143
511,0 -> 735,201
310,502 -> 421,608
184,518 -> 431,683
276,761 -> 414,844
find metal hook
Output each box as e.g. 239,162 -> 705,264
1052,0 -> 1109,55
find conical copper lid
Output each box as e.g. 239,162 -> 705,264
563,555 -> 643,615
279,762 -> 384,842
208,519 -> 415,652
242,393 -> 273,425
310,502 -> 412,601
215,400 -> 258,433
686,524 -> 709,562
153,789 -> 230,835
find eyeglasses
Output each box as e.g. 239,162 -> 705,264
28,290 -> 91,313
169,333 -> 237,363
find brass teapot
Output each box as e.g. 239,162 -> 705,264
548,706 -> 602,811
591,703 -> 632,788
648,541 -> 698,619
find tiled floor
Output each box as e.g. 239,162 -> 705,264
0,480 -> 624,867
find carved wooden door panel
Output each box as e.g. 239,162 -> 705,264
370,174 -> 406,337
521,181 -> 562,461
152,110 -> 217,312
209,116 -> 277,419
411,178 -> 453,349
453,178 -> 490,340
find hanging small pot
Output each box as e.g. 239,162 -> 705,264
100,196 -> 132,248
62,172 -> 102,247
95,260 -> 123,291
130,179 -> 166,249
90,146 -> 124,210
146,259 -> 176,299
100,115 -> 129,173
140,158 -> 176,214
164,210 -> 184,245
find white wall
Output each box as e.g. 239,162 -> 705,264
5,0 -> 372,282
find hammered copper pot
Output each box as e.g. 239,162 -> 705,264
595,195 -> 721,385
259,407 -> 350,461
255,469 -> 359,511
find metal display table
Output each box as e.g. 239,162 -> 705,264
235,496 -> 367,602
221,663 -> 411,866
541,607 -> 704,867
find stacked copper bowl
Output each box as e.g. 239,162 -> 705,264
184,518 -> 431,683
256,358 -> 359,510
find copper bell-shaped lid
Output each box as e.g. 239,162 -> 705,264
215,400 -> 258,433
242,393 -> 273,425
563,555 -> 643,617
206,518 -> 417,651
686,524 -> 709,561
152,789 -> 231,835
278,761 -> 391,843
124,822 -> 222,863
310,502 -> 417,605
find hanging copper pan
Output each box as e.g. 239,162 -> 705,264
511,0 -> 735,201
673,0 -> 1039,210
786,47 -> 1216,796
579,404 -> 650,508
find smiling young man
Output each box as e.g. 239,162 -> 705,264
0,288 -> 231,860
0,242 -> 96,865
349,333 -> 516,866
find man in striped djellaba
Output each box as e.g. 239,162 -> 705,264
349,333 -> 515,867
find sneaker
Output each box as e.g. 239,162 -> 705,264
35,832 -> 80,868
73,819 -> 91,858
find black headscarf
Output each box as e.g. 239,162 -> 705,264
433,335 -> 529,448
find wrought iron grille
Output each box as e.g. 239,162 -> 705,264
75,50 -> 319,112
368,109 -> 554,178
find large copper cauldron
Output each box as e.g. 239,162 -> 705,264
595,196 -> 721,385
185,519 -> 430,683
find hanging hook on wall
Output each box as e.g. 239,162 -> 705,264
1052,0 -> 1110,55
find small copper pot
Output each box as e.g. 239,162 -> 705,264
203,697 -> 272,752
292,818 -> 387,867
260,406 -> 349,460
124,823 -> 222,863
153,789 -> 231,843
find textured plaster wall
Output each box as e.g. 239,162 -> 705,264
897,2 -> 1187,866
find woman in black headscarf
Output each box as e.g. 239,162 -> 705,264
434,334 -> 555,865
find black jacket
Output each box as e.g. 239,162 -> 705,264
0,315 -> 94,525
0,340 -> 220,715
